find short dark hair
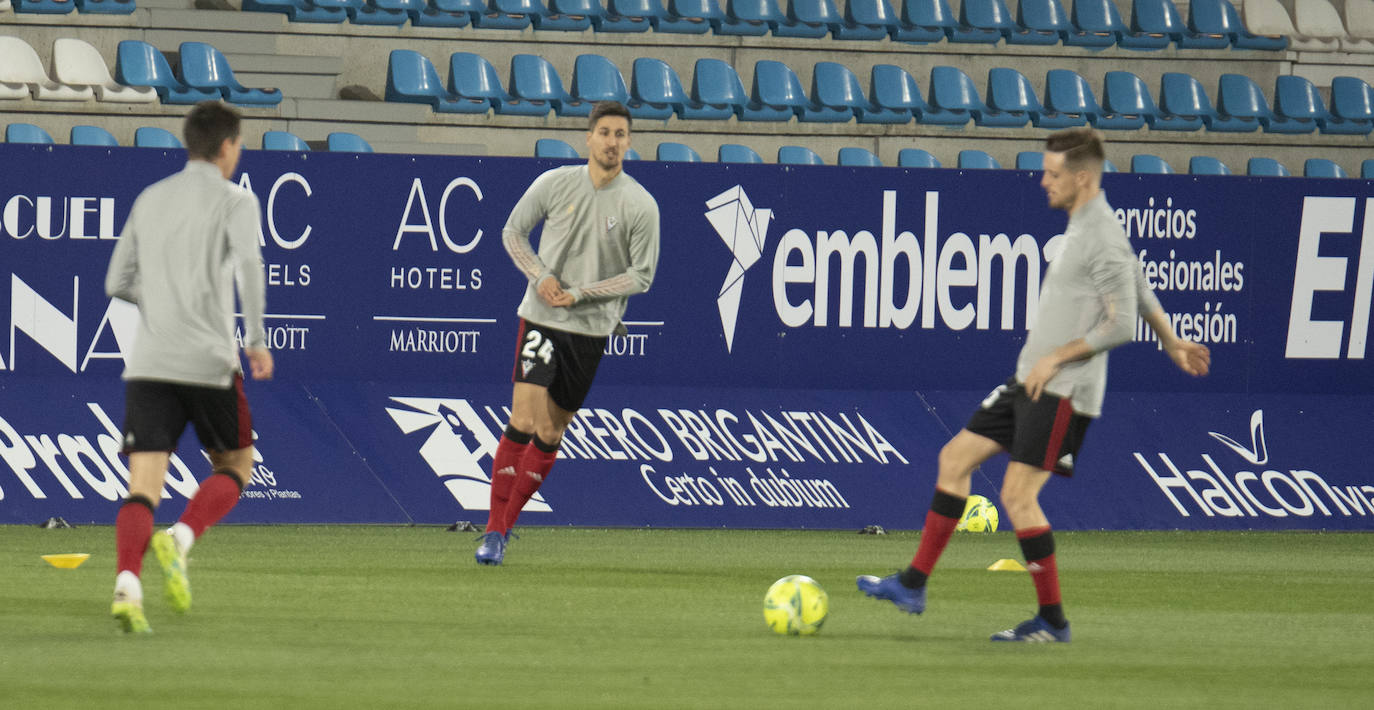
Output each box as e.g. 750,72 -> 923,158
183,101 -> 241,160
1045,127 -> 1105,173
588,101 -> 632,131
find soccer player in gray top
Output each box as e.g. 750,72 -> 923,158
476,102 -> 661,565
858,128 -> 1211,641
105,101 -> 274,633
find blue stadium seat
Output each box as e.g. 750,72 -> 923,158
983,67 -> 1043,127
960,0 -> 1018,42
894,0 -> 956,43
838,147 -> 882,166
596,0 -> 656,31
1015,0 -> 1074,44
472,0 -> 539,28
716,0 -> 783,34
410,0 -> 478,26
510,55 -> 588,118
535,138 -> 580,158
1129,0 -> 1189,46
806,62 -> 864,122
1188,0 -> 1287,50
1038,69 -> 1096,128
778,146 -> 824,165
629,58 -> 690,120
1076,0 -> 1170,48
6,123 -> 56,144
1188,156 -> 1232,174
1131,154 -> 1173,173
776,0 -> 840,37
1247,157 -> 1289,176
1015,151 -> 1044,170
685,58 -> 748,120
387,50 -> 489,113
656,0 -> 723,32
115,40 -> 219,104
1055,0 -> 1117,46
1103,158 -> 1118,172
625,147 -> 641,160
135,126 -> 182,149
12,0 -> 74,13
350,0 -> 423,25
1363,159 -> 1374,179
569,54 -> 631,113
241,0 -> 348,22
898,148 -> 940,168
533,0 -> 595,29
926,66 -> 981,126
745,61 -> 808,121
839,0 -> 901,39
71,125 -> 119,146
262,130 -> 310,151
869,64 -> 948,125
1213,73 -> 1270,133
1268,75 -> 1325,134
328,132 -> 373,152
958,150 -> 1000,169
718,143 -> 764,163
75,0 -> 137,14
1151,72 -> 1208,131
854,65 -> 912,124
1096,70 -> 1155,130
178,42 -> 282,105
1304,159 -> 1347,178
1175,0 -> 1232,46
448,53 -> 545,116
657,142 -> 702,161
1327,76 -> 1374,134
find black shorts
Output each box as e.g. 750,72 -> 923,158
511,319 -> 607,413
964,377 -> 1092,477
121,375 -> 253,453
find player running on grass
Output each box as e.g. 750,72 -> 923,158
857,128 -> 1211,642
105,101 -> 273,633
476,102 -> 661,565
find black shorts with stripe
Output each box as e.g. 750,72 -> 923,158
511,319 -> 607,413
121,375 -> 253,453
964,377 -> 1092,477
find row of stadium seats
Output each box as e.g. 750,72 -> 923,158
5,0 -> 133,14
536,137 -> 1374,177
238,0 -> 1295,51
3,123 -> 377,151
0,37 -> 280,106
386,50 -> 1374,135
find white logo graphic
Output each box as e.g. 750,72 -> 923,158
1057,453 -> 1074,470
1208,409 -> 1268,465
705,186 -> 772,352
606,216 -> 617,232
384,397 -> 549,512
521,358 -> 535,377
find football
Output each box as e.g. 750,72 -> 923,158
957,494 -> 1000,533
763,574 -> 829,636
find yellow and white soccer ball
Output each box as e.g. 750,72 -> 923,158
956,494 -> 1000,533
763,574 -> 829,636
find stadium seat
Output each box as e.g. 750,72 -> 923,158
1015,151 -> 1043,170
263,130 -> 310,151
960,0 -> 1018,42
775,0 -> 840,37
745,61 -> 808,121
1363,159 -> 1374,179
241,0 -> 348,22
894,0 -> 957,43
854,65 -> 912,124
1075,0 -> 1169,48
983,67 -> 1043,127
5,123 -> 55,144
1341,0 -> 1374,51
71,125 -> 119,146
349,0 -> 418,25
0,36 -> 93,101
1131,154 -> 1173,173
868,64 -> 947,125
1270,75 -> 1330,134
448,53 -> 546,116
471,0 -> 538,28
807,62 -> 865,122
52,38 -> 156,103
135,126 -> 182,149
535,138 -> 580,158
837,147 -> 881,166
116,40 -> 218,104
1188,156 -> 1232,175
1304,158 -> 1347,178
629,58 -> 690,121
178,42 -> 281,105
1102,158 -> 1118,172
778,146 -> 824,164
1151,72 -> 1208,131
387,50 -> 487,113
595,0 -> 655,31
957,150 -> 1000,169
716,0 -> 783,35
1188,0 -> 1286,49
1037,69 -> 1096,128
1057,0 -> 1119,46
1211,73 -> 1268,133
657,142 -> 702,161
74,0 -> 135,15
655,0 -> 723,32
12,0 -> 73,13
1247,157 -> 1289,176
718,143 -> 764,163
1246,0 -> 1334,50
1015,0 -> 1075,44
568,54 -> 630,114
1328,76 -> 1374,134
510,54 -> 588,118
328,132 -> 373,152
839,0 -> 901,39
1097,70 -> 1155,130
684,58 -> 748,120
410,0 -> 477,27
1291,0 -> 1348,50
926,66 -> 981,126
532,0 -> 595,30
898,148 -> 940,168
1131,0 -> 1191,46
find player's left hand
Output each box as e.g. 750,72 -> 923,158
1023,355 -> 1060,402
245,347 -> 274,380
1168,340 -> 1211,377
537,275 -> 575,307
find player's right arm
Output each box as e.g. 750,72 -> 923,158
501,171 -> 556,286
105,198 -> 142,304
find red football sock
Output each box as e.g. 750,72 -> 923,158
1017,525 -> 1063,608
178,471 -> 244,539
909,488 -> 967,576
116,497 -> 155,576
503,437 -> 558,532
486,432 -> 530,534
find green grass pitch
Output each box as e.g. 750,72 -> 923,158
3,526 -> 1371,709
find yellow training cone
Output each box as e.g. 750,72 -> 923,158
41,553 -> 91,569
987,558 -> 1026,572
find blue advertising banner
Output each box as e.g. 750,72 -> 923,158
1,144 -> 1370,529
